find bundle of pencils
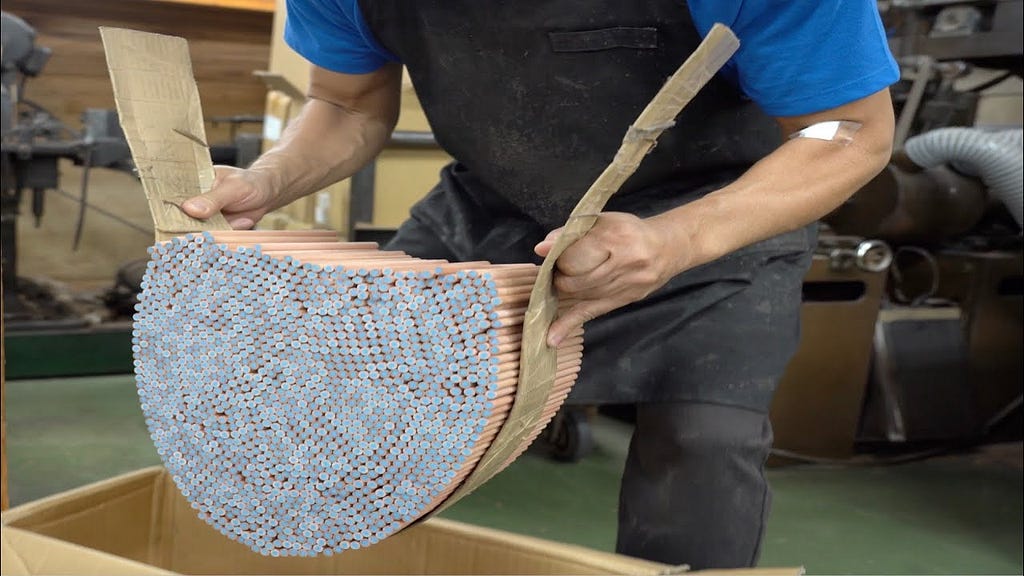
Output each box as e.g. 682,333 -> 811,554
133,230 -> 582,556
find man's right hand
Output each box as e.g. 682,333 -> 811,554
181,166 -> 278,230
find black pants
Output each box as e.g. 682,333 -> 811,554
617,402 -> 774,570
385,186 -> 799,570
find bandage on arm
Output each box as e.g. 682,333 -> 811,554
788,120 -> 863,145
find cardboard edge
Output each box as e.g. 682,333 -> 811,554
2,467 -> 803,576
421,517 -> 673,575
0,525 -> 176,576
0,467 -> 164,527
696,565 -> 806,569
148,466 -> 173,568
99,27 -> 232,239
3,468 -> 676,574
0,527 -> 32,575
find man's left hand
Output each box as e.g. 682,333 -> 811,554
534,212 -> 684,346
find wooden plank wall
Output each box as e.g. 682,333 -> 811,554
158,0 -> 275,11
6,0 -> 273,286
4,0 -> 273,142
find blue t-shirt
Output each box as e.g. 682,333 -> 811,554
284,0 -> 899,117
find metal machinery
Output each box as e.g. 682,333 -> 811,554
2,11 -> 264,379
1,11 -> 132,327
772,0 -> 1023,462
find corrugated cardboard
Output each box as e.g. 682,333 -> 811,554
0,467 -> 803,576
100,27 -> 232,240
1,527 -> 178,576
1,467 -> 667,575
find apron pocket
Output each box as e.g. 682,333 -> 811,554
548,27 -> 658,53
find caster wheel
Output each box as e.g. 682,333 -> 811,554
545,408 -> 594,462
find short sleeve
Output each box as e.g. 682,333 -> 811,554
284,0 -> 400,74
690,1 -> 900,117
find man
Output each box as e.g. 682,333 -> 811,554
182,1 -> 897,569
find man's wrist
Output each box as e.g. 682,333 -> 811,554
648,197 -> 725,277
249,151 -> 317,210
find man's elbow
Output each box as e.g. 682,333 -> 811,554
858,89 -> 897,177
866,123 -> 895,175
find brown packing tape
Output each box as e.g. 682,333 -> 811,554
100,28 -> 231,241
430,23 -> 743,515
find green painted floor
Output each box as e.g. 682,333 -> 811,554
5,375 -> 1022,574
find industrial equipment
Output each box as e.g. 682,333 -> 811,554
827,0 -> 1024,449
2,10 -> 261,338
1,10 -> 132,325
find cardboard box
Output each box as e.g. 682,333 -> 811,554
1,467 -> 803,576
769,256 -> 887,462
2,467 -> 671,575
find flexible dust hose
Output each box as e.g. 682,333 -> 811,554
903,127 -> 1024,228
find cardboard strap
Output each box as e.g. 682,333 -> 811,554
100,28 -> 231,241
432,24 -> 742,513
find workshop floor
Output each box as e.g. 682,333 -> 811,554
5,375 -> 1022,574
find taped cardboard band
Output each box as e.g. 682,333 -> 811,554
427,23 -> 743,516
788,120 -> 862,145
101,27 -> 231,241
624,120 -> 677,143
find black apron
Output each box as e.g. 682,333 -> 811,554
362,0 -> 816,411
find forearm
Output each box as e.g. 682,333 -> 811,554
653,131 -> 889,271
236,63 -> 401,211
248,97 -> 394,210
180,64 -> 400,229
652,90 -> 895,274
